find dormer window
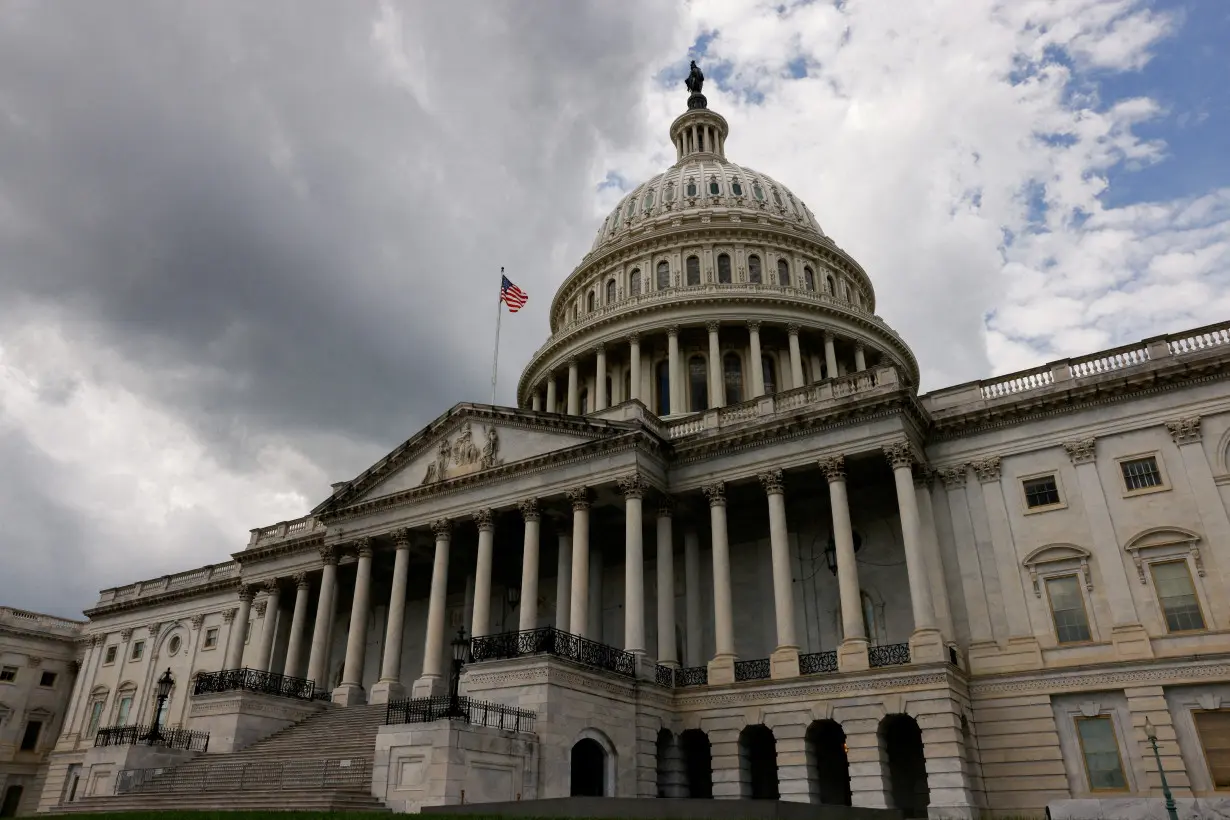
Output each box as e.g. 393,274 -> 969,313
686,179 -> 698,198
642,191 -> 654,212
752,182 -> 765,201
772,188 -> 783,207
731,179 -> 744,197
709,179 -> 720,196
624,199 -> 636,219
663,183 -> 675,202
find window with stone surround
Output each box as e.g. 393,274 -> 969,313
656,261 -> 670,290
1021,473 -> 1063,512
1194,710 -> 1230,788
19,719 -> 42,752
130,640 -> 144,661
685,255 -> 700,286
1151,560 -> 1206,633
1118,453 -> 1168,496
655,360 -> 670,416
1076,717 -> 1128,791
717,253 -> 731,284
0,666 -> 16,683
103,646 -> 117,665
723,353 -> 743,405
39,671 -> 57,688
86,696 -> 106,737
688,355 -> 708,413
776,258 -> 790,286
203,627 -> 219,649
629,269 -> 641,296
605,279 -> 616,304
803,266 -> 815,291
1045,575 -> 1092,644
747,255 -> 762,284
762,355 -> 778,395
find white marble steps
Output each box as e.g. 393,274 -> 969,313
58,790 -> 390,814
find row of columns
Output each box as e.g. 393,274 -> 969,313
529,323 -> 867,416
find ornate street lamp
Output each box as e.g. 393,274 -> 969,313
144,668 -> 174,744
824,531 -> 863,575
506,585 -> 521,610
448,628 -> 471,718
1143,719 -> 1179,820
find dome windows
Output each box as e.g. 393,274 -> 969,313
762,355 -> 778,395
777,258 -> 790,287
748,254 -> 763,284
630,269 -> 642,296
587,291 -> 596,312
625,198 -> 636,219
804,266 -> 816,292
723,353 -> 743,405
826,273 -> 836,295
731,179 -> 744,197
753,181 -> 765,201
606,279 -> 616,304
642,191 -> 654,212
663,182 -> 675,202
686,255 -> 701,286
685,179 -> 698,198
709,178 -> 720,196
656,260 -> 670,290
717,253 -> 732,284
689,355 -> 708,412
772,187 -> 784,208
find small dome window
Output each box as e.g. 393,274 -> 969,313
777,258 -> 790,286
752,181 -> 765,201
772,188 -> 783,207
686,179 -> 698,198
804,266 -> 816,291
587,291 -> 596,311
663,182 -> 675,202
656,260 -> 670,290
625,198 -> 636,218
686,255 -> 701,286
606,279 -> 616,304
630,269 -> 642,296
826,274 -> 836,295
717,253 -> 732,284
642,191 -> 654,212
709,179 -> 720,196
168,635 -> 181,655
748,254 -> 763,284
731,179 -> 744,197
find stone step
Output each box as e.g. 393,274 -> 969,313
55,789 -> 390,814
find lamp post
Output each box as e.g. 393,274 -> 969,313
1143,719 -> 1179,820
824,530 -> 863,575
448,628 -> 471,718
144,668 -> 174,745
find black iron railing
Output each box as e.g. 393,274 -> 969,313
114,758 -> 368,795
470,627 -> 635,678
192,668 -> 315,701
734,658 -> 771,682
869,642 -> 911,668
655,664 -> 675,687
95,724 -> 210,753
800,650 -> 838,675
676,666 -> 708,687
385,696 -> 536,734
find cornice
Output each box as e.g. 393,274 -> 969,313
970,658 -> 1230,698
0,623 -> 83,646
233,533 -> 326,565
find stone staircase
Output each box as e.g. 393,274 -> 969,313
57,704 -> 392,813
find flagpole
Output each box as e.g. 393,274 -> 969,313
491,267 -> 504,406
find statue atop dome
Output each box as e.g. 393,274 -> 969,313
685,60 -> 707,110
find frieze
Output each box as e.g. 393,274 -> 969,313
971,661 -> 1230,698
672,671 -> 952,710
422,421 -> 503,485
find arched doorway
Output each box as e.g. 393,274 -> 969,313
680,729 -> 713,799
881,714 -> 929,818
1,786 -> 23,818
807,720 -> 851,806
570,738 -> 606,797
739,725 -> 779,799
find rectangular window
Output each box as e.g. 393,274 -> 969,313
116,696 -> 133,727
204,627 -> 219,649
39,671 -> 57,687
103,646 -> 117,664
0,666 -> 16,683
1046,575 -> 1092,644
20,720 -> 42,752
1023,475 -> 1061,509
130,640 -> 144,661
1194,710 -> 1230,788
1076,716 -> 1128,791
87,701 -> 104,737
1151,561 -> 1205,632
1121,456 -> 1163,491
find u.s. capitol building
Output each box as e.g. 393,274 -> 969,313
7,74 -> 1230,820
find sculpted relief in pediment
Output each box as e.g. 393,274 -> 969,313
422,422 -> 503,485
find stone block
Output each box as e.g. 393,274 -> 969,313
837,638 -> 870,672
770,645 -> 800,679
707,654 -> 735,685
187,689 -> 325,754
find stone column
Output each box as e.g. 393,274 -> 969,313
707,321 -> 723,408
333,539 -> 374,705
413,519 -> 452,697
568,488 -> 591,638
759,469 -> 800,678
595,345 -> 608,411
748,320 -> 766,396
787,324 -> 804,390
1166,417 -> 1230,625
531,391 -> 542,411
306,547 -> 338,688
283,573 -> 311,679
223,585 -> 255,670
555,530 -> 572,631
914,468 -> 955,641
854,343 -> 867,372
824,333 -> 838,381
588,547 -> 603,641
370,530 -> 411,704
1063,439 -> 1153,658
256,579 -> 281,672
705,482 -> 737,684
821,456 -> 868,671
938,467 -> 994,646
518,499 -> 541,631
809,353 -> 824,384
656,498 -> 678,666
545,373 -> 557,413
472,509 -> 496,638
667,326 -> 681,414
628,334 -> 641,403
566,358 -> 580,415
884,442 -> 943,663
618,474 -> 648,655
684,526 -> 703,668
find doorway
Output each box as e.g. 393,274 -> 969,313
570,738 -> 606,797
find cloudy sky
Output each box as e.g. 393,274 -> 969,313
2,0 -> 1227,617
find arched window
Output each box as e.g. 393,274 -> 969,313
776,258 -> 790,287
723,353 -> 743,405
606,279 -> 616,304
717,253 -> 732,284
587,291 -> 596,312
762,355 -> 778,395
686,256 -> 700,286
629,269 -> 641,296
656,261 -> 670,290
689,355 -> 708,412
655,360 -> 670,416
804,266 -> 816,291
826,274 -> 836,295
625,198 -> 636,219
748,255 -> 763,284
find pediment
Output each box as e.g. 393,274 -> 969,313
1022,543 -> 1091,568
1125,526 -> 1200,552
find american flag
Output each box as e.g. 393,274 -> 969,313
500,274 -> 528,312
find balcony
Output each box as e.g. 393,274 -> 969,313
192,668 -> 316,701
470,627 -> 635,678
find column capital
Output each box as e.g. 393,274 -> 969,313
786,323 -> 801,336
666,325 -> 680,338
593,343 -> 605,355
566,357 -> 578,368
519,498 -> 541,522
618,473 -> 651,499
354,537 -> 374,558
190,614 -> 205,630
474,508 -> 495,532
567,486 -> 592,510
254,601 -> 268,618
1166,416 -> 1202,445
1063,438 -> 1097,465
703,482 -> 726,507
146,622 -> 163,639
237,584 -> 255,603
854,342 -> 865,353
883,440 -> 915,470
938,465 -> 967,490
971,457 -> 1002,483
747,320 -> 762,332
824,331 -> 835,342
626,332 -> 640,345
818,455 -> 846,482
431,518 -> 452,540
319,544 -> 339,566
389,527 -> 412,549
262,578 -> 280,595
223,608 -> 238,623
706,321 -> 720,333
912,463 -> 936,489
120,628 -> 133,642
758,468 -> 785,495
292,571 -> 310,590
657,494 -> 677,518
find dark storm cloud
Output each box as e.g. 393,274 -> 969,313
0,1 -> 682,611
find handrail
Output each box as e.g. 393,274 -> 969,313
192,668 -> 315,701
95,724 -> 209,753
470,627 -> 635,678
385,695 -> 536,734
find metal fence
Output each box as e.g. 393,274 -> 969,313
470,626 -> 635,678
385,695 -> 536,734
192,667 -> 315,701
869,642 -> 911,668
94,724 -> 210,753
734,658 -> 771,682
800,650 -> 838,675
114,758 -> 370,795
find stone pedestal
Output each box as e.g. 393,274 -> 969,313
966,637 -> 1043,674
331,682 -> 367,706
837,638 -> 869,672
632,653 -> 658,683
770,646 -> 800,680
907,628 -> 946,664
707,655 -> 735,685
369,679 -> 406,705
76,743 -> 199,800
1111,622 -> 1155,660
187,690 -> 325,754
411,675 -> 447,698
